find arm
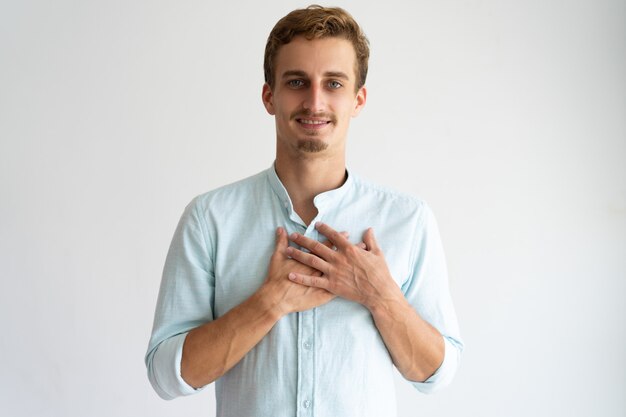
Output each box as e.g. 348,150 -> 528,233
145,204 -> 336,398
181,227 -> 335,388
286,219 -> 462,386
365,284 -> 444,382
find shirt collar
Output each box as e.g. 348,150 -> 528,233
266,162 -> 354,214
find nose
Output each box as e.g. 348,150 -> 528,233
302,84 -> 325,113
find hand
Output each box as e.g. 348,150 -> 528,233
261,227 -> 338,316
286,222 -> 402,311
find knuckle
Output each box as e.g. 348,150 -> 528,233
310,255 -> 321,268
345,246 -> 357,256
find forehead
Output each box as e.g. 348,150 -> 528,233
275,36 -> 357,80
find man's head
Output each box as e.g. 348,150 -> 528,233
262,5 -> 369,156
264,5 -> 370,92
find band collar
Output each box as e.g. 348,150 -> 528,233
266,162 -> 354,214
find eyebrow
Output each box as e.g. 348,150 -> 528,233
281,70 -> 351,80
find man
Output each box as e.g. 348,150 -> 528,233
146,5 -> 463,417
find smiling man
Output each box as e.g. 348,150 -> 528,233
146,5 -> 463,417
266,35 -> 362,158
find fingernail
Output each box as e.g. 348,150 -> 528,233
288,273 -> 297,280
276,228 -> 281,236
315,221 -> 322,227
290,233 -> 298,240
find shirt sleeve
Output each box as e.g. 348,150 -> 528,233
144,196 -> 215,400
401,203 -> 464,394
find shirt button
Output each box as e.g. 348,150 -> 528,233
303,341 -> 312,350
303,400 -> 311,409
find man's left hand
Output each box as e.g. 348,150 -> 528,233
286,222 -> 403,310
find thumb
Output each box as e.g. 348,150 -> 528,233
273,227 -> 288,258
363,228 -> 380,253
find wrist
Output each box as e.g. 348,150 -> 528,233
255,282 -> 289,320
365,286 -> 407,317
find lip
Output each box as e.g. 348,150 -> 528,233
295,118 -> 332,129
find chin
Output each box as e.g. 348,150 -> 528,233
297,139 -> 329,153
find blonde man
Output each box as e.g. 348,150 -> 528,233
146,5 -> 463,417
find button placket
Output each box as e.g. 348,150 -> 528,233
296,228 -> 319,416
297,301 -> 315,416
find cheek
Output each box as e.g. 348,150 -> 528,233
335,99 -> 357,119
275,97 -> 300,117
336,94 -> 357,109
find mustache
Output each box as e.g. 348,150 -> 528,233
290,110 -> 337,124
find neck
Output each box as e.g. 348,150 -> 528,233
275,152 -> 346,225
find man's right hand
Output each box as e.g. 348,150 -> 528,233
182,227 -> 339,388
260,227 -> 336,316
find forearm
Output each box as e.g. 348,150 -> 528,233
286,224 -> 446,381
368,290 -> 445,382
181,285 -> 283,388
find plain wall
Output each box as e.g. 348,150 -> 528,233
1,0 -> 624,416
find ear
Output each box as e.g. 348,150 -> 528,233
351,86 -> 367,117
262,83 -> 275,115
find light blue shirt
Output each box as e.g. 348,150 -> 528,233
146,165 -> 463,417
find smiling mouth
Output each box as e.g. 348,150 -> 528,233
296,118 -> 332,128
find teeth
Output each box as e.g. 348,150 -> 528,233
300,119 -> 328,125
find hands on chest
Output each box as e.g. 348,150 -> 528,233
262,222 -> 444,383
265,221 -> 403,314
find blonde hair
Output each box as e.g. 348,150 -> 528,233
264,5 -> 370,91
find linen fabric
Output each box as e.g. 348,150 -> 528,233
145,164 -> 463,417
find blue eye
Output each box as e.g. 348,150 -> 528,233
328,80 -> 342,89
288,79 -> 305,88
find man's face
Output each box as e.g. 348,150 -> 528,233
262,36 -> 366,156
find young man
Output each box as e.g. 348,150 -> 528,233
146,5 -> 463,417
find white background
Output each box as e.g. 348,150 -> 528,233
1,0 -> 624,416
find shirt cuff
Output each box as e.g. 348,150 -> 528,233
410,336 -> 461,394
148,332 -> 208,400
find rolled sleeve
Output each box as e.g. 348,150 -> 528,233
145,196 -> 215,400
146,333 -> 207,399
402,203 -> 464,393
410,336 -> 462,394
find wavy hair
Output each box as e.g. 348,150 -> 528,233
264,5 -> 370,91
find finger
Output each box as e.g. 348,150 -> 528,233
321,239 -> 334,249
273,227 -> 288,258
288,272 -> 330,290
322,231 -> 349,249
286,246 -> 330,275
290,232 -> 336,260
363,227 -> 381,253
315,222 -> 350,250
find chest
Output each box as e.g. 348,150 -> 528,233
210,207 -> 416,317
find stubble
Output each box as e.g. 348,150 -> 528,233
297,139 -> 329,153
